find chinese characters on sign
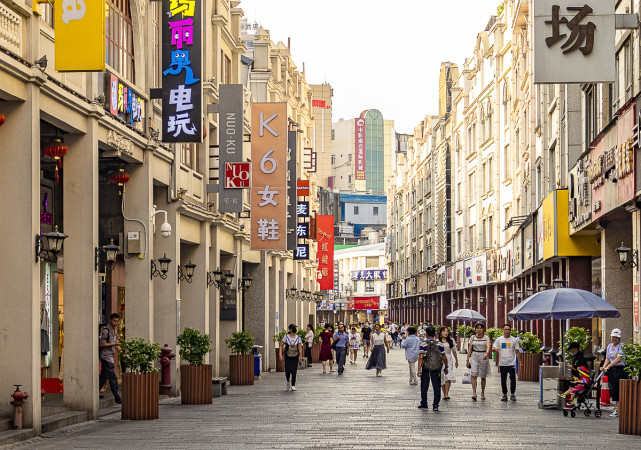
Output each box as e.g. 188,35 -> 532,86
55,0 -> 105,71
316,215 -> 334,290
162,0 -> 202,142
224,162 -> 251,188
349,270 -> 388,280
355,118 -> 366,180
534,1 -> 614,84
106,74 -> 144,128
251,103 -> 287,250
346,297 -> 380,311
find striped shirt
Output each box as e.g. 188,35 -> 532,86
419,338 -> 445,356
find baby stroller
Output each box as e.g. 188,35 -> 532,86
562,369 -> 603,418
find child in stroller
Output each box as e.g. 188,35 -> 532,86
559,366 -> 603,418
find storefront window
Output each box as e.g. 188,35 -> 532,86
106,0 -> 135,83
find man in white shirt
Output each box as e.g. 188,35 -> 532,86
493,324 -> 520,401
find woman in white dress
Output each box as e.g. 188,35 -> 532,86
440,327 -> 458,400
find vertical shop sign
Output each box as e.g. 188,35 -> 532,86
355,118 -> 366,180
634,283 -> 639,333
55,0 -> 105,71
287,130 -> 298,251
219,84 -> 245,212
317,215 -> 334,290
162,0 -> 202,142
251,103 -> 288,250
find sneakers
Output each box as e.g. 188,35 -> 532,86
433,405 -> 439,411
114,397 -> 122,404
501,395 -> 508,401
510,394 -> 517,401
418,403 -> 428,409
286,381 -> 291,390
291,386 -> 297,391
610,410 -> 619,417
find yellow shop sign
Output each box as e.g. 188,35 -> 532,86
55,0 -> 105,72
542,190 -> 600,260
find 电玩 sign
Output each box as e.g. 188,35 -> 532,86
162,0 -> 202,142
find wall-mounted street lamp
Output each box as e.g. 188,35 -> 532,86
497,295 -> 504,303
430,299 -> 436,306
479,296 -> 485,304
209,268 -> 234,290
238,276 -> 252,292
151,253 -> 172,280
463,297 -> 470,305
552,278 -> 565,289
508,292 -> 514,301
286,288 -> 297,299
616,242 -> 638,271
538,283 -> 548,292
95,239 -> 119,271
35,226 -> 68,263
515,291 -> 523,300
178,260 -> 197,283
525,286 -> 533,297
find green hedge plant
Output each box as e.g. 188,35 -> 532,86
119,338 -> 161,373
622,342 -> 641,380
486,327 -> 502,341
225,331 -> 255,355
560,326 -> 591,353
456,325 -> 473,339
519,332 -> 542,354
272,329 -> 287,344
177,327 -> 212,365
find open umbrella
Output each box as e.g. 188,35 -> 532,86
446,308 -> 486,322
507,288 -> 620,321
507,288 -> 620,378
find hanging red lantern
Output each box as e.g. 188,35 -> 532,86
43,139 -> 68,160
0,113 -> 5,126
109,168 -> 130,194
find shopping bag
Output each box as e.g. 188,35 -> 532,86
462,371 -> 472,385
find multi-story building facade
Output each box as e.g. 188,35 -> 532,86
311,83 -> 333,188
386,1 -> 636,349
0,0 -> 321,431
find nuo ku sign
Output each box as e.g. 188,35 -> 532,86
161,0 -> 202,142
534,0 -> 614,84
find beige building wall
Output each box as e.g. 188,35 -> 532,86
311,84 -> 333,188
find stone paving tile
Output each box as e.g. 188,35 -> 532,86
5,347 -> 640,449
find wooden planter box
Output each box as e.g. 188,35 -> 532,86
276,354 -> 285,372
180,364 -> 212,405
121,372 -> 159,420
312,343 -> 321,363
517,353 -> 542,382
619,379 -> 641,436
229,355 -> 254,385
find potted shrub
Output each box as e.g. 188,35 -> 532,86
619,341 -> 641,436
517,332 -> 542,382
311,326 -> 323,363
559,326 -> 591,354
225,331 -> 255,385
486,328 -> 502,366
118,338 -> 161,420
177,327 -> 212,405
272,330 -> 287,372
456,325 -> 473,354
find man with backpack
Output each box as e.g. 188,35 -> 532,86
417,326 -> 448,411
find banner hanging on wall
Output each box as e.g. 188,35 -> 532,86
55,0 -> 106,71
355,118 -> 366,180
161,0 -> 202,142
317,215 -> 334,290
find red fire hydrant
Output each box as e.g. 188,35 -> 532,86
159,344 -> 176,395
10,385 -> 29,430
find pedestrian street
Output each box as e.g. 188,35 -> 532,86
6,348 -> 639,449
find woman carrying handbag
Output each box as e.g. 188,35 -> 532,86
466,322 -> 491,400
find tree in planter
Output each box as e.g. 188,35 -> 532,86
177,327 -> 212,365
519,332 -> 542,354
619,342 -> 641,435
622,342 -> 641,380
518,332 -> 543,382
559,327 -> 591,353
272,330 -> 288,345
486,328 -> 502,342
225,331 -> 256,386
118,338 -> 161,420
119,338 -> 161,373
456,325 -> 473,339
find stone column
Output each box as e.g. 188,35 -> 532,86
0,88 -> 42,430
601,222 -> 634,341
268,254 -> 280,369
209,226 -> 221,376
180,221 -> 210,341
151,195 -> 180,392
245,252 -> 269,369
62,115 -> 100,418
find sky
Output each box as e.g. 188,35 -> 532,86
238,0 -> 502,133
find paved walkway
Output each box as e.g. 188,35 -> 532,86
6,347 -> 640,449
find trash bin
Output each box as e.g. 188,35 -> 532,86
251,345 -> 263,378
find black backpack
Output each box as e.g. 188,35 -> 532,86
422,340 -> 443,371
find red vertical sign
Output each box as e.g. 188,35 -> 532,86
317,215 -> 334,290
355,118 -> 366,180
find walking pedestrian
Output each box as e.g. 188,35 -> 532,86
304,324 -> 314,368
466,322 -> 491,401
417,326 -> 448,411
319,323 -> 334,373
493,324 -> 520,401
361,322 -> 372,358
333,323 -> 350,375
280,324 -> 303,391
401,326 -> 420,384
602,328 -> 628,417
389,322 -> 399,347
99,313 -> 122,404
366,323 -> 387,376
417,323 -> 427,342
349,327 -> 360,364
440,327 -> 458,400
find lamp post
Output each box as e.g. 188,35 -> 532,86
151,253 -> 172,280
35,226 -> 68,263
177,259 -> 197,283
616,242 -> 638,271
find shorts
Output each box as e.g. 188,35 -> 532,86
363,339 -> 371,346
569,385 -> 585,395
